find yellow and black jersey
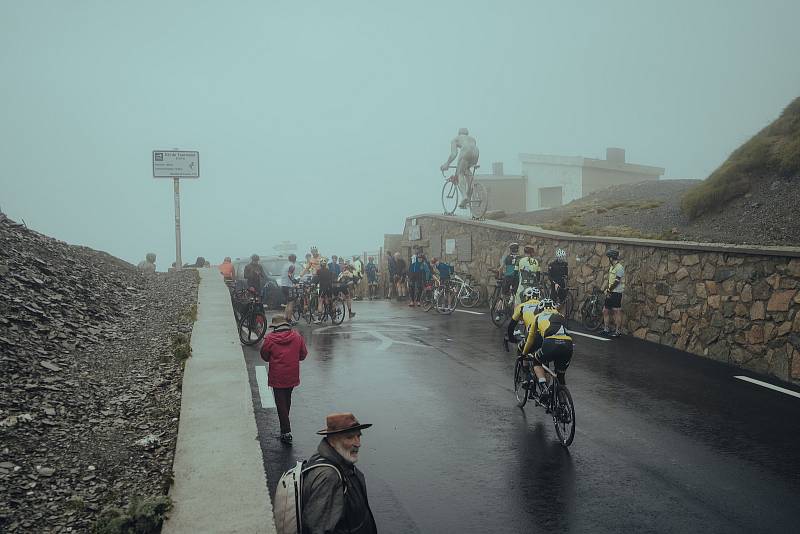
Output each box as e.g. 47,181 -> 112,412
511,298 -> 540,328
523,310 -> 572,355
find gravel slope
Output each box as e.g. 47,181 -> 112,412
0,214 -> 199,533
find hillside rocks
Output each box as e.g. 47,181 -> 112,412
405,216 -> 800,384
0,214 -> 198,532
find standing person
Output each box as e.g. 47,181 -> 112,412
385,251 -> 397,299
394,252 -> 407,301
352,255 -> 364,300
280,254 -> 299,323
259,316 -> 308,444
329,255 -> 342,278
218,256 -> 235,283
548,248 -> 569,310
601,249 -> 625,338
365,256 -> 379,300
244,254 -> 267,293
137,253 -> 156,272
302,413 -> 377,534
499,242 -> 520,300
408,247 -> 423,307
300,247 -> 322,277
439,127 -> 480,209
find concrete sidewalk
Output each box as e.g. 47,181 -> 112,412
163,269 -> 275,534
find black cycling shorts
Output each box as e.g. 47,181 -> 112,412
604,292 -> 623,309
536,338 -> 573,373
502,275 -> 519,293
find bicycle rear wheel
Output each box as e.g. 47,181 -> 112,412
459,285 -> 481,308
513,358 -> 528,408
305,296 -> 317,323
435,286 -> 456,314
238,310 -> 267,346
441,180 -> 459,215
421,288 -> 434,311
490,295 -> 506,327
581,296 -> 602,330
469,182 -> 488,219
331,299 -> 346,325
552,384 -> 576,446
562,291 -> 574,326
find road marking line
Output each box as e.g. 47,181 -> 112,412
454,309 -> 484,315
734,376 -> 800,399
256,366 -> 276,409
570,331 -> 610,342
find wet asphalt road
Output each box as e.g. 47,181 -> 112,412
241,300 -> 800,534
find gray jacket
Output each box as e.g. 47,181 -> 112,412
301,439 -> 377,534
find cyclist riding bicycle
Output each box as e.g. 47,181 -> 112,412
440,127 -> 480,209
311,258 -> 333,324
336,265 -> 357,318
520,299 -> 573,399
505,286 -> 542,343
500,242 -> 520,298
517,245 -> 540,304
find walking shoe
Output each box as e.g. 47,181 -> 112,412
610,330 -> 622,338
416,302 -> 421,307
313,319 -> 322,324
279,433 -> 293,444
408,302 -> 414,307
600,329 -> 611,337
349,311 -> 356,318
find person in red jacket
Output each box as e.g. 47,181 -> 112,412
260,315 -> 308,444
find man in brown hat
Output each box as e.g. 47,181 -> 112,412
301,412 -> 377,534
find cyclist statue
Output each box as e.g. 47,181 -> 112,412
440,127 -> 479,209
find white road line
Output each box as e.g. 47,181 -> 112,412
569,331 -> 610,342
255,366 -> 276,409
454,309 -> 484,315
734,376 -> 800,399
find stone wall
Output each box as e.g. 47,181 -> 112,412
398,215 -> 800,384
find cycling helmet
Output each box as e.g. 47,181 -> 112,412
555,248 -> 567,260
523,244 -> 534,253
523,286 -> 540,300
509,242 -> 519,251
145,252 -> 156,263
310,246 -> 318,254
251,254 -> 260,262
535,298 -> 556,313
606,249 -> 619,260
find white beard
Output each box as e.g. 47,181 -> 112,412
331,440 -> 359,464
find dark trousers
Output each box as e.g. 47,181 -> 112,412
272,387 -> 294,434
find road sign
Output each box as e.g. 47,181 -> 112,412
153,150 -> 200,178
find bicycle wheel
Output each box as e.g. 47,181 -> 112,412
238,310 -> 267,346
421,288 -> 434,311
513,358 -> 528,408
469,181 -> 488,219
552,384 -> 576,446
459,285 -> 481,308
490,295 -> 507,327
563,291 -> 574,326
581,297 -> 602,330
331,299 -> 346,325
435,287 -> 456,314
306,295 -> 318,324
441,180 -> 459,215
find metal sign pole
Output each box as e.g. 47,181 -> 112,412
173,177 -> 182,270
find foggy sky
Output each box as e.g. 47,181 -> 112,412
2,0 -> 799,269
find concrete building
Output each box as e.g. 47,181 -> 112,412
476,148 -> 664,213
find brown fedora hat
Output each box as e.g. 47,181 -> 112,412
316,412 -> 372,436
269,315 -> 290,329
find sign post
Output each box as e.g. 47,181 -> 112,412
153,150 -> 199,270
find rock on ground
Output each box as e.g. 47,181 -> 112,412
0,214 -> 199,533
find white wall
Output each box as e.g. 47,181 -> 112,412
520,161 -> 582,210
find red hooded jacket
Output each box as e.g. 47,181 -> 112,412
259,327 -> 308,388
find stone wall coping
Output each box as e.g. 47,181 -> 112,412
408,214 -> 800,259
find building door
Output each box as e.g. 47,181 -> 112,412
539,186 -> 563,208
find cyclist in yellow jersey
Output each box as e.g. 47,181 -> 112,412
521,299 -> 573,399
505,286 -> 541,342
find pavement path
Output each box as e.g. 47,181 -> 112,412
244,300 -> 800,534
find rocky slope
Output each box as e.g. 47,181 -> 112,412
0,214 -> 198,533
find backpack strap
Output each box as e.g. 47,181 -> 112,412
301,462 -> 347,495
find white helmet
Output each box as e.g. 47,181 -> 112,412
523,287 -> 540,300
555,248 -> 567,260
535,298 -> 556,313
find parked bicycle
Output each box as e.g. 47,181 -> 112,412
440,165 -> 489,220
237,288 -> 267,346
504,338 -> 576,447
580,287 -> 604,330
540,273 -> 575,326
433,273 -> 482,314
